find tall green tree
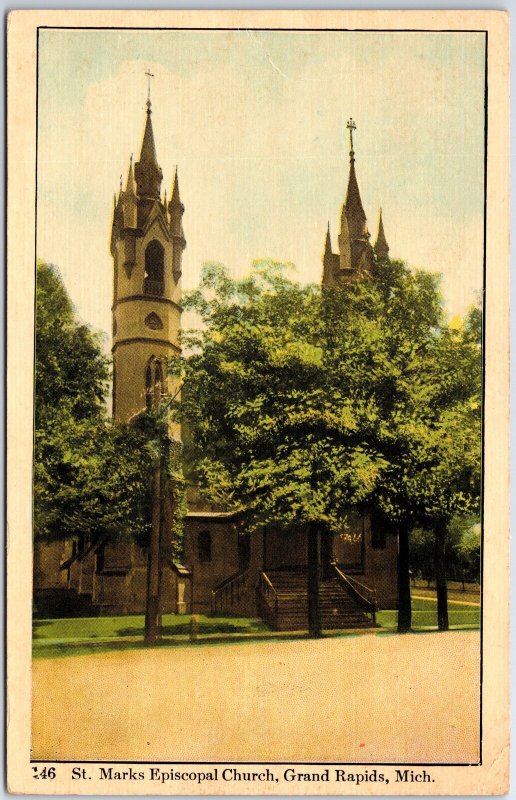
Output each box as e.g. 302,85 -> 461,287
321,257 -> 446,631
174,258 -> 481,636
172,261 -> 391,636
399,315 -> 481,629
35,261 -> 185,636
35,261 -> 153,552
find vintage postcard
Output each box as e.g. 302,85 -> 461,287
7,9 -> 509,795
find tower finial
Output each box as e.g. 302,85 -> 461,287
347,117 -> 356,161
145,69 -> 154,111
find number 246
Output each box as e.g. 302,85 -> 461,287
32,767 -> 56,779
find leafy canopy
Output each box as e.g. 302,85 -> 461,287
34,261 -> 158,547
172,257 -> 481,537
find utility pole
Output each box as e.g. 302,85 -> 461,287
145,461 -> 162,644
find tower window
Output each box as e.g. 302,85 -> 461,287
144,312 -> 163,330
198,530 -> 212,563
154,361 -> 163,406
145,356 -> 166,410
144,240 -> 164,296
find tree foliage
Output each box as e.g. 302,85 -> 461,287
172,260 -> 390,533
173,257 -> 481,631
34,261 -> 160,549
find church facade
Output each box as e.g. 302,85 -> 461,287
33,106 -> 398,629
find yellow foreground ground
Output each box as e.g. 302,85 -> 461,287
32,631 -> 480,763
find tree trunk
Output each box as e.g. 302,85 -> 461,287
434,522 -> 449,631
307,523 -> 322,638
145,464 -> 162,644
397,522 -> 412,633
320,527 -> 333,580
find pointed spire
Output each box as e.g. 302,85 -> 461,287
122,156 -> 138,229
171,166 -> 181,205
134,98 -> 163,201
325,222 -> 332,254
168,167 -> 185,238
125,155 -> 136,195
340,120 -> 369,251
113,188 -> 123,221
345,160 -> 367,239
139,103 -> 158,166
111,184 -> 124,251
374,208 -> 390,259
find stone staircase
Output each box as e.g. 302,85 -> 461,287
257,568 -> 377,631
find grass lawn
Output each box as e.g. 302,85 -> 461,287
33,613 -> 268,642
377,597 -> 480,630
32,597 -> 479,658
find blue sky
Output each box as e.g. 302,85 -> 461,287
37,28 -> 486,339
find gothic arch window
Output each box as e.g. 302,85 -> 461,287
154,361 -> 163,406
198,530 -> 212,563
145,356 -> 166,410
145,362 -> 153,410
144,240 -> 164,297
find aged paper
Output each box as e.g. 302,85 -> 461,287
7,9 -> 509,795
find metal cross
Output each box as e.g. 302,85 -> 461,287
347,117 -> 356,153
145,70 -> 154,102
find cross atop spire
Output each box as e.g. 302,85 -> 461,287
145,70 -> 154,110
347,117 -> 356,161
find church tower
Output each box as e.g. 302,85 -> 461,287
110,95 -> 186,425
322,119 -> 386,288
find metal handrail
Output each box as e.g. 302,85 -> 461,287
333,564 -> 378,623
261,572 -> 275,593
343,573 -> 376,601
256,572 -> 279,628
211,569 -> 248,615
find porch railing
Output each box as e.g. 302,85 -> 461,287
256,572 -> 279,629
211,569 -> 249,616
332,564 -> 378,625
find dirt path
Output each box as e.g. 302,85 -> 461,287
32,631 -> 480,764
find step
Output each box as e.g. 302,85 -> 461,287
261,569 -> 376,631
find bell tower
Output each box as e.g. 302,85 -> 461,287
110,94 -> 186,425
